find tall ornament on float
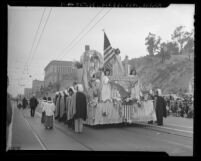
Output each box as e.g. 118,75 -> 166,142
80,45 -> 104,93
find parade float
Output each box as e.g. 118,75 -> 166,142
74,32 -> 156,125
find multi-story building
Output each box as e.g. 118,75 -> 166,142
44,60 -> 76,87
24,88 -> 32,99
60,72 -> 77,91
32,79 -> 44,94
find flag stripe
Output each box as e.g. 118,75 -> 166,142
104,32 -> 111,50
104,51 -> 115,64
104,48 -> 114,60
104,45 -> 112,55
103,32 -> 115,76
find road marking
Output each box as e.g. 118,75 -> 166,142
136,122 -> 193,134
20,110 -> 47,150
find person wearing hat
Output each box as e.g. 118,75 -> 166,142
29,94 -> 39,117
154,89 -> 167,126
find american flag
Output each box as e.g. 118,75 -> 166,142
103,32 -> 116,76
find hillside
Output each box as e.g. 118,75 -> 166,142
129,54 -> 194,95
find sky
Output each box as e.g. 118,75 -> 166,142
7,4 -> 194,97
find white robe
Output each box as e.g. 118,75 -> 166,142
130,76 -> 142,100
101,75 -> 111,101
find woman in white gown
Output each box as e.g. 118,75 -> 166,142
129,68 -> 142,102
100,69 -> 112,102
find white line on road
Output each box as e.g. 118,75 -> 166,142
20,111 -> 47,150
136,122 -> 193,134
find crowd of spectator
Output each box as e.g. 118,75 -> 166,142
163,94 -> 193,118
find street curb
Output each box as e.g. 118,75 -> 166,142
133,122 -> 193,134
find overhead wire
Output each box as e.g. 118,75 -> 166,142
25,8 -> 47,66
59,8 -> 112,60
22,8 -> 46,76
18,8 -> 111,88
19,8 -> 46,84
28,8 -> 52,67
56,8 -> 105,59
21,8 -> 52,84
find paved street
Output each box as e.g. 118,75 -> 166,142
9,102 -> 193,156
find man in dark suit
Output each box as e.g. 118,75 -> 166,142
155,89 -> 167,126
29,94 -> 38,117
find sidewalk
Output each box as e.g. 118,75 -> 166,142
134,116 -> 193,138
164,116 -> 193,129
164,116 -> 193,131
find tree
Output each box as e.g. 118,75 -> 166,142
145,32 -> 161,56
166,41 -> 179,55
171,26 -> 192,55
183,29 -> 194,61
159,42 -> 171,63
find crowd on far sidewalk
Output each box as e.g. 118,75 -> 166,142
163,94 -> 193,119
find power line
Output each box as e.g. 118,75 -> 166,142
20,8 -> 52,86
22,8 -> 46,76
28,8 -> 52,68
56,8 -> 104,59
26,8 -> 46,66
59,8 -> 112,59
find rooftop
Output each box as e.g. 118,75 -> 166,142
44,60 -> 74,71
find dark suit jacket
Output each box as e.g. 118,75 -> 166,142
156,96 -> 167,118
74,92 -> 87,120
